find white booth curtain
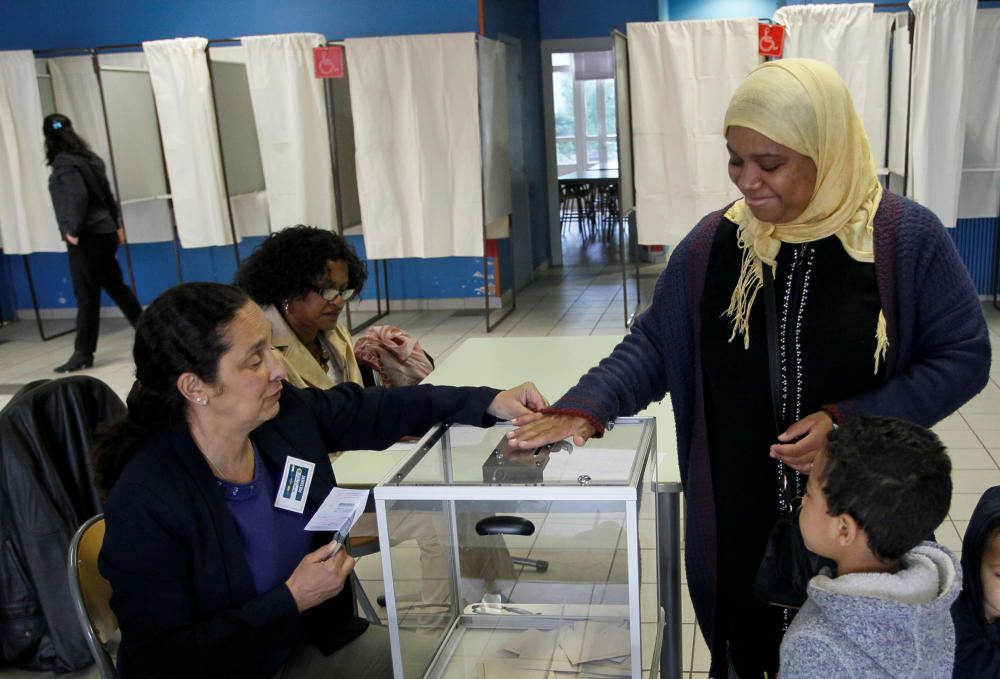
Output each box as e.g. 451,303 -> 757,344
864,13 -> 894,170
0,50 -> 61,254
907,0 -> 977,228
346,33 -> 485,259
241,33 -> 336,233
626,19 -> 758,246
143,37 -> 233,247
48,56 -> 112,171
772,4 -> 893,170
958,8 -> 1000,219
773,3 -> 874,121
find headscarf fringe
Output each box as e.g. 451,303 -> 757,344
874,310 -> 889,374
724,230 -> 767,350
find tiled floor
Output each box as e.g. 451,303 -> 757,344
2,236 -> 999,678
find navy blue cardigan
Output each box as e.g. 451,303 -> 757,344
100,381 -> 499,678
547,192 -> 992,677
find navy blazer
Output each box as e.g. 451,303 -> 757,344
100,381 -> 498,678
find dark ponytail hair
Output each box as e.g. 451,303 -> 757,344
42,113 -> 95,166
93,283 -> 251,495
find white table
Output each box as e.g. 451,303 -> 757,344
333,336 -> 683,679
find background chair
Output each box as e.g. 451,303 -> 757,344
67,514 -> 117,678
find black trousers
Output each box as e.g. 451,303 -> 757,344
67,231 -> 142,355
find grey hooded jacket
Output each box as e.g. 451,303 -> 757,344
780,541 -> 962,678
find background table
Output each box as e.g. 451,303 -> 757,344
332,336 -> 683,679
557,168 -> 620,186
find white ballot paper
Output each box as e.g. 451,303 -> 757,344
304,487 -> 370,534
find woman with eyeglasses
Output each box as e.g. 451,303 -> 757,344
236,226 -> 365,389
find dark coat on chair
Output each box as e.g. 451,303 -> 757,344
100,381 -> 499,679
0,377 -> 124,672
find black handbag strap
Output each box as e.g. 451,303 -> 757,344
762,264 -> 783,436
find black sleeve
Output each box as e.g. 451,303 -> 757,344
48,167 -> 90,238
100,484 -> 303,678
292,382 -> 501,452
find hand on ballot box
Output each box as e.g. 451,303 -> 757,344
487,382 -> 549,421
507,413 -> 597,449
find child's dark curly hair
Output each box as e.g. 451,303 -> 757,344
819,415 -> 951,561
235,225 -> 366,307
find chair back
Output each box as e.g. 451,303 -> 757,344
68,514 -> 118,678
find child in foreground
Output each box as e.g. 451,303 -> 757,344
952,485 -> 1000,677
779,415 -> 960,678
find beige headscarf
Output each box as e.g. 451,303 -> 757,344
721,58 -> 887,372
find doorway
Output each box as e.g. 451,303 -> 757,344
541,38 -> 621,270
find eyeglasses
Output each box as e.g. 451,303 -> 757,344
310,286 -> 356,303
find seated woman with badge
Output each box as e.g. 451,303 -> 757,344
235,225 -> 510,606
94,282 -> 547,679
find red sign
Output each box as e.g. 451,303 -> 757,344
758,24 -> 785,58
313,45 -> 344,79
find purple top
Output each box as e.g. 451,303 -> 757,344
218,443 -> 313,596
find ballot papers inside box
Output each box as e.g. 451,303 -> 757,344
373,419 -> 661,678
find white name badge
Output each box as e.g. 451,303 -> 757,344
274,456 -> 316,513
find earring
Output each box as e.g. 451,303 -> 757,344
196,396 -> 208,406
282,300 -> 290,314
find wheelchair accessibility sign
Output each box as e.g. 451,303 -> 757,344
759,24 -> 785,58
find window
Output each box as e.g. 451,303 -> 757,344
552,51 -> 619,175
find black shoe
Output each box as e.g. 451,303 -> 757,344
54,352 -> 93,373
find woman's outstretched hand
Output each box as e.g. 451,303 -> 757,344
487,382 -> 549,421
506,413 -> 596,449
770,410 -> 835,474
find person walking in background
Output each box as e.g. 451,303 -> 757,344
43,113 -> 142,373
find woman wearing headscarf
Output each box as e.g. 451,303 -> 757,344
43,113 -> 143,373
508,59 -> 991,677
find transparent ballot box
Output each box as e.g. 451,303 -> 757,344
373,418 -> 661,679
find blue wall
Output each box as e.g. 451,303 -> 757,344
484,0 -> 550,282
669,0 -> 776,20
0,0 -> 544,313
0,252 -> 13,322
0,1 -> 479,49
538,0 -> 660,39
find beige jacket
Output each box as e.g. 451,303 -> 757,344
263,305 -> 363,388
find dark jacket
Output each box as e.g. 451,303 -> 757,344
953,486 -> 1000,677
0,377 -> 124,672
545,192 -> 992,677
48,152 -> 119,239
99,381 -> 499,679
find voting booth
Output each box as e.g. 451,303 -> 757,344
374,418 -> 661,678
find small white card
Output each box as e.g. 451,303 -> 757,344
305,486 -> 370,534
274,456 -> 316,513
